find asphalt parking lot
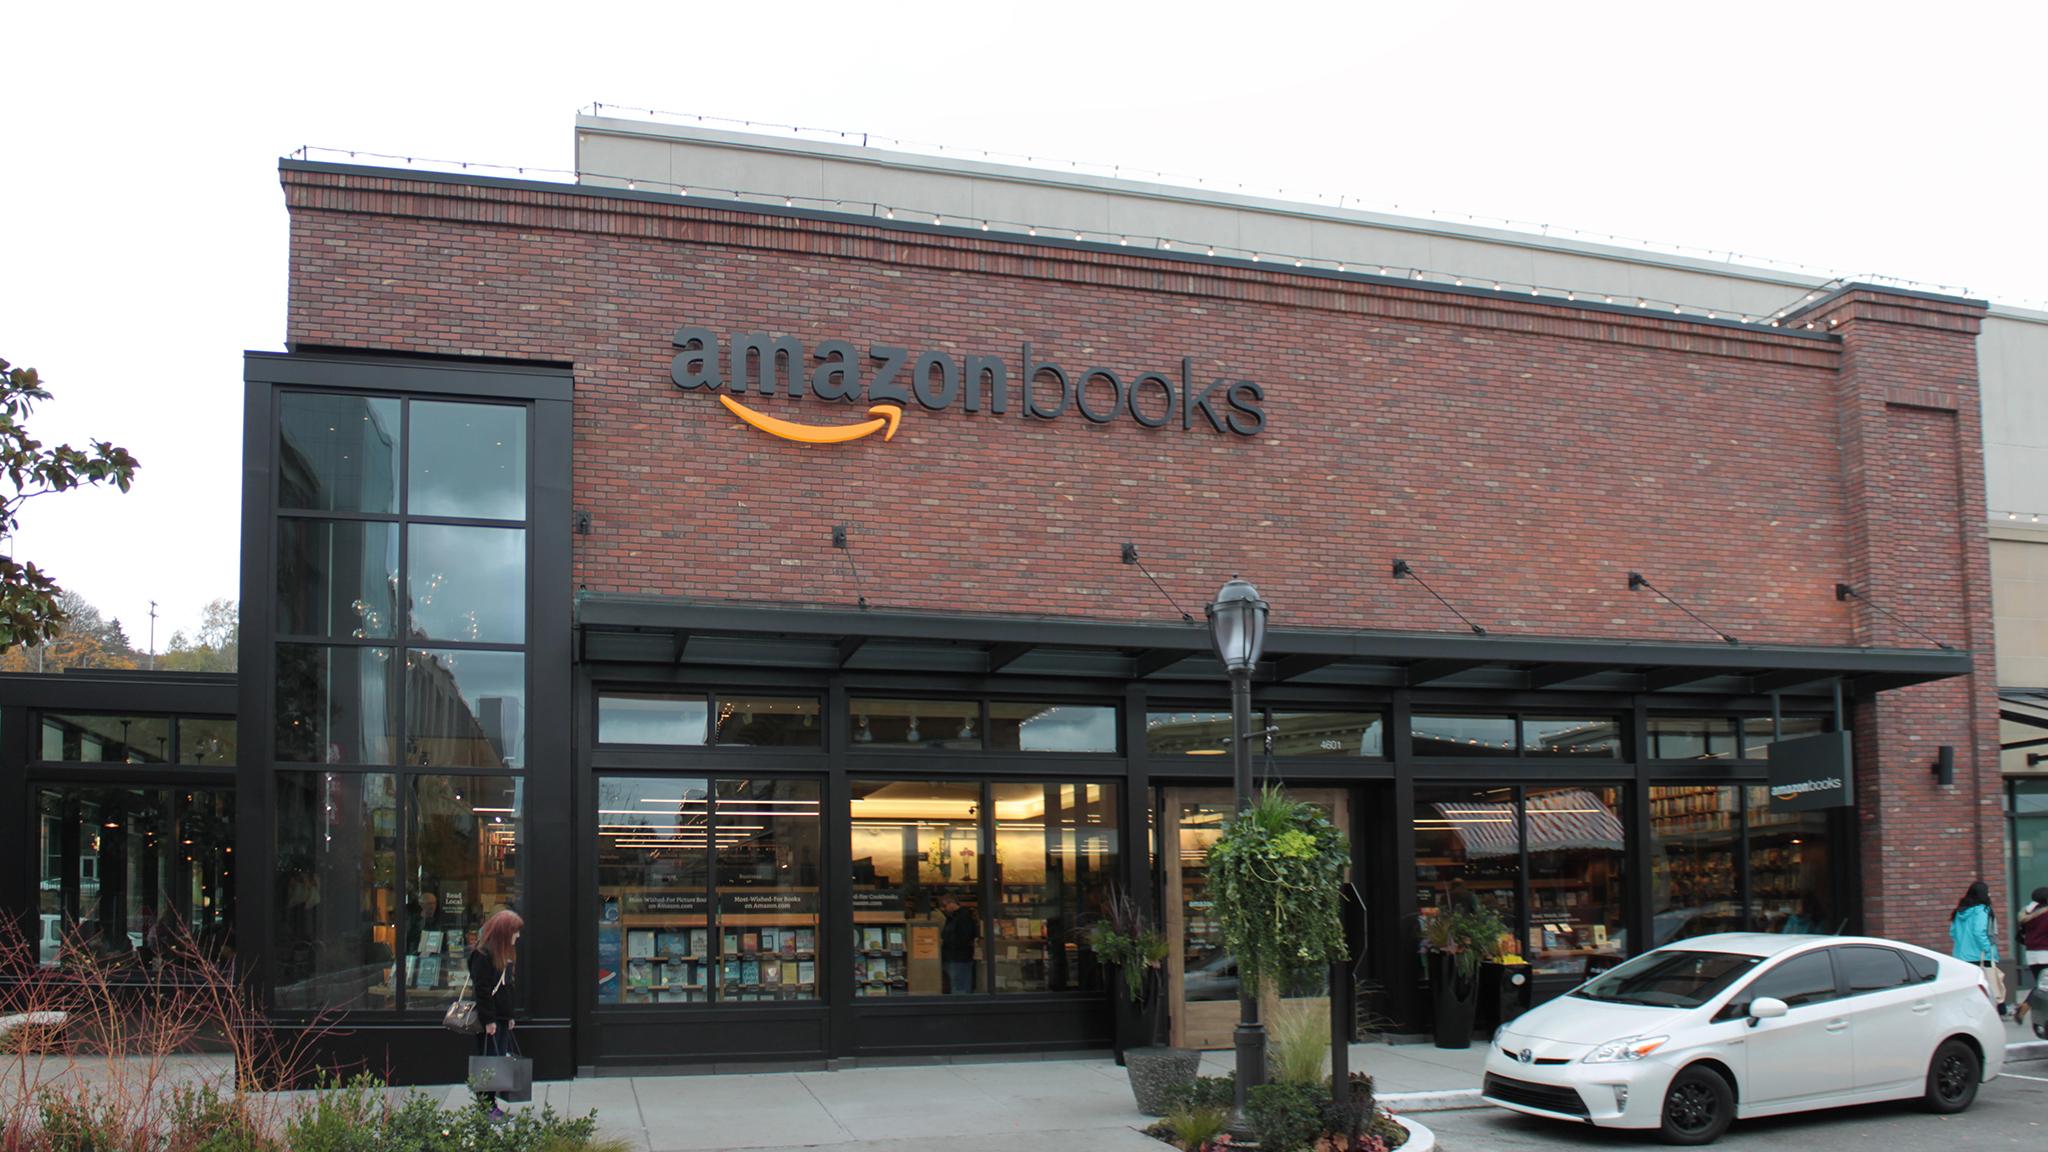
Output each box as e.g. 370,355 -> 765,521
1423,1065 -> 2048,1148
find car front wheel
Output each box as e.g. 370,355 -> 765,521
1922,1038 -> 1980,1113
1659,1065 -> 1734,1145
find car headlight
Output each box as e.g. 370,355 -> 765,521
1492,1024 -> 1507,1045
1582,1035 -> 1669,1064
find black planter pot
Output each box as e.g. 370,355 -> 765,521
1108,964 -> 1165,1065
1428,951 -> 1480,1049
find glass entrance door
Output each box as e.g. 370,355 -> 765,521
1161,787 -> 1350,1049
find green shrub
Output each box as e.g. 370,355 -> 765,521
36,1089 -> 125,1152
280,1073 -> 383,1152
1164,1073 -> 1235,1113
1246,1080 -> 1325,1152
1161,1103 -> 1229,1152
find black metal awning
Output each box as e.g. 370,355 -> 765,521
575,595 -> 1973,699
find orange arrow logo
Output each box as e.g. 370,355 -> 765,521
718,395 -> 904,444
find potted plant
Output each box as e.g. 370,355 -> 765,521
1207,786 -> 1351,1000
1087,887 -> 1171,1064
1420,904 -> 1506,1048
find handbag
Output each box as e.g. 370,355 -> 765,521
442,969 -> 480,1034
468,1030 -> 533,1102
1984,961 -> 2007,1003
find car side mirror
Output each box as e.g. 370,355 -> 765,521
1746,996 -> 1788,1027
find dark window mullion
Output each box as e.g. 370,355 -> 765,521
981,778 -> 996,995
708,774 -> 721,1005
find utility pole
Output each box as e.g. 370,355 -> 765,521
148,600 -> 158,670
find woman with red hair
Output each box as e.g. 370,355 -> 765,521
468,908 -> 523,1117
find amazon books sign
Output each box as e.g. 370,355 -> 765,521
671,327 -> 1266,443
1766,730 -> 1854,811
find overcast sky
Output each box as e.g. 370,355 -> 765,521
4,3 -> 2040,643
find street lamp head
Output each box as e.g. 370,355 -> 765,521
1206,575 -> 1269,674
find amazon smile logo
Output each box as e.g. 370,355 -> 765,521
672,326 -> 1265,444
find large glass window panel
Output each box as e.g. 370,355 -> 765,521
1648,785 -> 1742,945
849,780 -> 982,995
276,519 -> 398,640
715,697 -> 822,747
407,401 -> 527,521
989,702 -> 1118,753
1414,786 -> 1523,958
406,524 -> 526,644
177,718 -> 238,766
990,781 -> 1118,993
277,393 -> 401,514
274,772 -> 398,1011
1412,715 -> 1517,758
1145,711 -> 1233,757
1176,796 -> 1236,1005
1746,785 -> 1835,933
406,776 -> 523,1011
275,644 -> 396,764
596,777 -> 711,1006
39,714 -> 172,764
1271,711 -> 1384,757
715,779 -> 823,1003
405,649 -> 524,769
598,694 -> 708,747
1741,716 -> 1828,759
34,787 -> 228,968
1523,718 -> 1621,759
850,699 -> 979,749
1647,716 -> 1738,761
2016,782 -> 2048,947
1524,787 -> 1628,974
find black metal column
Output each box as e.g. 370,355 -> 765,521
1228,665 -> 1266,1136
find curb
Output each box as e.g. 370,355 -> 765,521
1379,1088 -> 1485,1113
2007,1040 -> 2047,1064
1391,1113 -> 1437,1150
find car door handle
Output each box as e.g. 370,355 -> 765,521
1910,1001 -> 1932,1014
1825,1019 -> 1849,1033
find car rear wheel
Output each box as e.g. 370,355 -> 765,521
1659,1065 -> 1734,1145
1922,1038 -> 1980,1113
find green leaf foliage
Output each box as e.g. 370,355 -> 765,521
1206,785 -> 1350,994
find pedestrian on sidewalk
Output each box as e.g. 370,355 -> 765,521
470,909 -> 523,1119
2017,887 -> 2048,1024
1949,881 -> 2003,1017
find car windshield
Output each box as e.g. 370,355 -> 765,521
1570,950 -> 1761,1008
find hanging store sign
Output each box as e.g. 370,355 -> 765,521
671,327 -> 1266,442
1766,731 -> 1854,811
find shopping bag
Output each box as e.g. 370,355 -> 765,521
468,1034 -> 533,1102
1985,962 -> 2006,1003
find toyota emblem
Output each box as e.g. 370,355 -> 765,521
1518,1048 -> 1534,1064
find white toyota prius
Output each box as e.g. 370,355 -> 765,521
1482,933 -> 2004,1144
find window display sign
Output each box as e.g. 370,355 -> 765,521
1767,731 -> 1853,811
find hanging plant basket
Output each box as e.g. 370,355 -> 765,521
1206,785 -> 1351,995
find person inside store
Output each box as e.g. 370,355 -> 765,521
468,909 -> 524,1119
940,895 -> 978,995
1780,891 -> 1822,934
1949,881 -> 2004,1017
406,889 -> 444,955
2017,886 -> 2048,1024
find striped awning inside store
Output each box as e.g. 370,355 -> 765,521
1434,789 -> 1626,858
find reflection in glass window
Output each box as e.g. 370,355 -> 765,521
1741,716 -> 1827,759
276,519 -> 398,639
1648,785 -> 1741,945
39,714 -> 172,763
715,697 -> 821,747
277,394 -> 400,514
1271,712 -> 1384,757
36,787 -> 233,969
404,650 -> 524,768
1746,785 -> 1833,934
715,780 -> 822,1002
1145,712 -> 1233,757
1177,797 -> 1235,1004
1524,787 -> 1627,974
1523,718 -> 1620,758
406,525 -> 526,643
990,782 -> 1118,993
178,718 -> 237,766
274,645 -> 396,765
274,772 -> 398,1011
1414,786 -> 1523,959
596,777 -> 711,1006
1412,715 -> 1516,757
850,780 -> 982,995
989,703 -> 1118,753
408,401 -> 527,521
850,699 -> 979,749
597,694 -> 708,746
1647,717 -> 1738,760
406,776 -> 522,1011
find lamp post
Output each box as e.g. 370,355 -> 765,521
1206,575 -> 1269,1138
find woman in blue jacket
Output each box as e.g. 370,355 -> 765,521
1950,881 -> 2002,1016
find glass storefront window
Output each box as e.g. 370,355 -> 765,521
405,776 -> 523,1011
850,699 -> 979,749
2015,782 -> 2048,940
1647,716 -> 1738,761
989,703 -> 1118,753
1145,711 -> 1233,757
1412,715 -> 1517,757
179,718 -> 238,766
276,519 -> 398,639
1271,712 -> 1384,757
277,393 -> 401,514
36,787 -> 234,968
274,772 -> 398,1011
849,780 -> 982,995
39,714 -> 172,763
1648,785 -> 1741,945
715,780 -> 823,1002
404,649 -> 524,768
1414,786 -> 1522,955
275,644 -> 396,764
1523,718 -> 1620,759
598,693 -> 708,746
1524,787 -> 1627,974
1746,785 -> 1834,933
407,401 -> 527,521
1741,716 -> 1828,759
715,696 -> 822,747
406,525 -> 526,644
990,782 -> 1118,993
597,777 -> 712,1005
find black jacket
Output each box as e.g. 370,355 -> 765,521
468,950 -> 514,1028
940,907 -> 978,963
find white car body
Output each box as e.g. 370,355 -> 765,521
1482,933 -> 2004,1133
